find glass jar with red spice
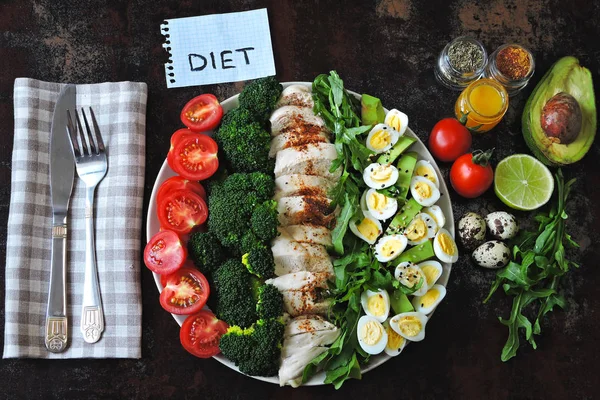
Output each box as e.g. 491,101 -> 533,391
484,44 -> 535,96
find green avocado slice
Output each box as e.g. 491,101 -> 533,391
522,56 -> 596,166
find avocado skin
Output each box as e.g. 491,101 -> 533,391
522,56 -> 596,166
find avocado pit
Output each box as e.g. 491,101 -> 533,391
540,92 -> 582,145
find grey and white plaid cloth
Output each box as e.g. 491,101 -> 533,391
3,78 -> 147,358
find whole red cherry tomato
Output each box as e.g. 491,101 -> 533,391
429,118 -> 472,162
450,149 -> 494,198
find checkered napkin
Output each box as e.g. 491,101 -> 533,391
3,78 -> 147,358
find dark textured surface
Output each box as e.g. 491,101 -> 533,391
1,0 -> 599,399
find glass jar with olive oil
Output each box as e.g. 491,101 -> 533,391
454,78 -> 509,132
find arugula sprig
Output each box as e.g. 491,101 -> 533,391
312,72 -> 372,255
484,169 -> 579,361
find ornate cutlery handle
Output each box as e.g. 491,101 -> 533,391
45,218 -> 68,353
81,186 -> 104,343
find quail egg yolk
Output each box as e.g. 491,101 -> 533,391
399,266 -> 422,288
367,191 -> 389,212
405,218 -> 427,241
420,289 -> 441,308
386,325 -> 405,350
421,265 -> 440,286
369,130 -> 392,151
380,238 -> 403,258
415,181 -> 432,199
366,294 -> 386,317
371,165 -> 393,183
361,320 -> 384,345
397,316 -> 422,337
416,166 -> 436,184
357,218 -> 380,242
387,114 -> 403,132
438,233 -> 456,255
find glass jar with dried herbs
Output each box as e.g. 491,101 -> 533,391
435,36 -> 488,90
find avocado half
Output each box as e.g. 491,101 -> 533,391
522,56 -> 596,166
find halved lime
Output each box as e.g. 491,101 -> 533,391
494,154 -> 554,211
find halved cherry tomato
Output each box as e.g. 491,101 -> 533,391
157,176 -> 206,205
429,118 -> 472,162
158,189 -> 208,235
144,230 -> 187,275
159,267 -> 210,315
180,94 -> 223,132
169,128 -> 193,152
160,259 -> 196,287
167,133 -> 219,181
450,150 -> 494,198
180,310 -> 228,358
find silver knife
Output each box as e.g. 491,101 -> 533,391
45,84 -> 76,353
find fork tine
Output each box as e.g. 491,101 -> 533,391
80,108 -> 98,155
88,107 -> 105,152
66,110 -> 81,157
74,109 -> 89,155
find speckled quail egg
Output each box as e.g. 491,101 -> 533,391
457,212 -> 486,250
423,205 -> 446,233
472,240 -> 511,269
349,213 -> 383,245
374,234 -> 408,263
360,289 -> 391,322
411,284 -> 447,315
390,312 -> 428,342
362,188 -> 398,221
403,213 -> 437,245
485,211 -> 519,240
384,109 -> 409,136
366,123 -> 400,154
409,176 -> 441,207
357,315 -> 388,355
364,163 -> 399,189
433,228 -> 459,263
413,160 -> 440,188
383,319 -> 407,357
395,261 -> 428,296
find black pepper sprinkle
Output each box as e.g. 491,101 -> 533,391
381,184 -> 385,188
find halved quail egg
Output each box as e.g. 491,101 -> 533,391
360,289 -> 390,322
390,312 -> 428,342
383,319 -> 407,357
374,234 -> 408,263
394,261 -> 428,296
365,123 -> 400,154
433,228 -> 459,263
409,176 -> 440,207
357,315 -> 388,355
413,160 -> 440,188
364,163 -> 399,190
384,109 -> 409,136
403,212 -> 437,245
363,188 -> 398,221
423,205 -> 445,233
349,213 -> 383,245
411,284 -> 447,315
417,260 -> 443,287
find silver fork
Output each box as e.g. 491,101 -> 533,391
66,107 -> 107,344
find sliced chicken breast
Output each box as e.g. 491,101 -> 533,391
275,85 -> 314,109
270,106 -> 328,137
271,236 -> 333,277
266,271 -> 329,292
265,271 -> 331,317
277,195 -> 336,228
274,174 -> 335,200
279,316 -> 340,387
269,127 -> 331,158
274,143 -> 341,180
277,225 -> 332,247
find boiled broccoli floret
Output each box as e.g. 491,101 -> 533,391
242,246 -> 275,279
238,76 -> 283,121
187,232 -> 224,276
256,284 -> 284,320
214,109 -> 273,174
213,259 -> 257,328
251,200 -> 279,242
240,230 -> 262,255
207,173 -> 275,253
219,318 -> 284,377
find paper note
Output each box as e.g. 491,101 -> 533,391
161,9 -> 276,88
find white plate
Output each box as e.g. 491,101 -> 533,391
146,82 -> 454,386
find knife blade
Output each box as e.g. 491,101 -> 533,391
45,84 -> 76,353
